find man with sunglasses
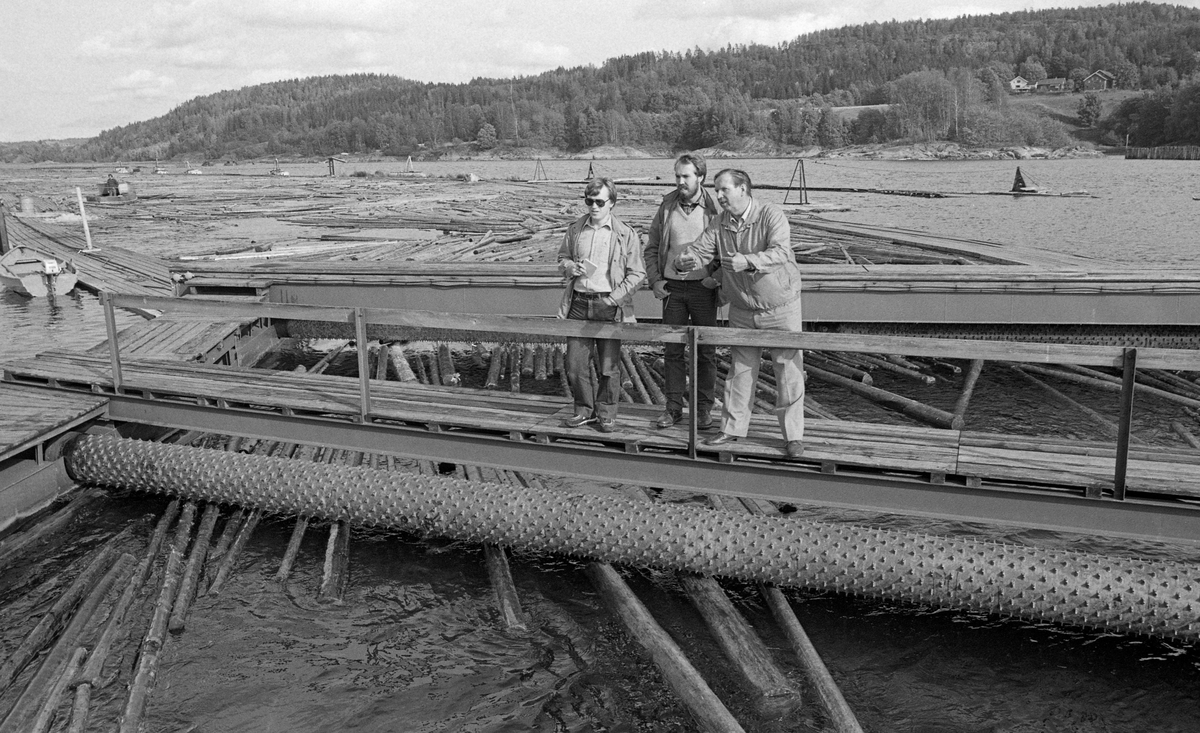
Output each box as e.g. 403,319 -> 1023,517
644,153 -> 722,431
675,168 -> 805,460
556,177 -> 646,432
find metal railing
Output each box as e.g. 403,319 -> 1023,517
103,292 -> 1200,499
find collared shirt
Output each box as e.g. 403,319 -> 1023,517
678,188 -> 704,215
574,218 -> 614,293
726,198 -> 756,232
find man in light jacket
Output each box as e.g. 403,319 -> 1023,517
644,153 -> 722,430
675,168 -> 805,459
556,177 -> 646,433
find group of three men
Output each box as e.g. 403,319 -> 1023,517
555,154 -> 806,459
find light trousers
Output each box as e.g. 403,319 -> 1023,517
721,299 -> 804,441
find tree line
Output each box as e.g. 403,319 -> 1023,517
3,2 -> 1200,163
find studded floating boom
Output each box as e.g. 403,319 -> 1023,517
66,434 -> 1200,640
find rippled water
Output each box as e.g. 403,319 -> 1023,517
3,158 -> 1200,732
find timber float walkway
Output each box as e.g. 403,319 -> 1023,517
5,350 -> 1200,500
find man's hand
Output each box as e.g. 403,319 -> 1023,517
701,276 -> 719,289
651,280 -> 669,299
728,253 -> 751,272
675,250 -> 699,272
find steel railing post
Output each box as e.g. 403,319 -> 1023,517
1114,347 -> 1137,500
687,327 -> 698,459
354,307 -> 371,421
102,291 -> 123,393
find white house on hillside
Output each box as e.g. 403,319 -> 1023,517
1008,76 -> 1030,92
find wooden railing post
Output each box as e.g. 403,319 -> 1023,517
1114,347 -> 1137,500
102,292 -> 123,393
354,307 -> 371,421
687,326 -> 698,459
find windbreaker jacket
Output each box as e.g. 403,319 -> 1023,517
555,214 -> 646,321
679,200 -> 801,312
643,187 -> 721,286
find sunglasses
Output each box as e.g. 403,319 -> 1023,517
583,197 -> 610,207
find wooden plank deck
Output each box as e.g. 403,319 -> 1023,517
6,214 -> 173,297
4,351 -> 1198,499
0,383 -> 108,462
85,315 -> 261,361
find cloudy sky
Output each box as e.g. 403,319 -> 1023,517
2,0 -> 1188,142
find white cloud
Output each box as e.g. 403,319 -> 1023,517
105,70 -> 178,101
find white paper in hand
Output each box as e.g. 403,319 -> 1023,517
581,259 -> 599,278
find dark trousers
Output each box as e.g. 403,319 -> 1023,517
565,293 -> 622,421
661,279 -> 718,415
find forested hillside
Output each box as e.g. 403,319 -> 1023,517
6,2 -> 1200,162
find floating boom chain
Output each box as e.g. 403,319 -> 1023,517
66,434 -> 1200,640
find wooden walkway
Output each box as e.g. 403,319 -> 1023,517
5,351 -> 1200,499
0,383 -> 108,462
5,214 -> 173,297
86,312 -> 266,362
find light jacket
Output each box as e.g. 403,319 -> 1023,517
644,187 -> 721,286
679,200 -> 800,312
556,213 -> 646,321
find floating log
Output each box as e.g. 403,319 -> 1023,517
1023,363 -> 1200,409
204,509 -> 244,581
678,574 -> 803,717
319,520 -> 350,602
0,528 -> 128,692
805,364 -> 962,429
205,509 -> 260,596
483,543 -> 528,631
1008,366 -> 1134,442
28,647 -> 88,733
389,344 -> 419,382
807,352 -> 872,384
586,564 -> 745,733
425,350 -> 441,386
0,555 -> 134,733
520,345 -> 534,377
533,345 -> 547,381
856,354 -> 935,385
168,502 -> 221,633
952,359 -> 985,424
631,350 -> 666,405
729,496 -> 863,733
438,343 -> 458,385
484,343 -> 505,388
508,345 -> 521,392
118,502 -> 198,733
0,488 -> 104,570
276,516 -> 310,583
374,342 -> 390,380
1171,421 -> 1200,450
620,348 -> 651,404
67,506 -> 178,733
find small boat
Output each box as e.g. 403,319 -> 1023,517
269,158 -> 290,176
85,176 -> 138,204
114,164 -> 129,174
0,246 -> 78,297
185,160 -> 203,175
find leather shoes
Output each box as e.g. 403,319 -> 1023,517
786,440 -> 804,459
655,411 -> 681,429
562,413 -> 596,428
596,418 -> 617,433
704,432 -> 739,447
696,411 -> 715,431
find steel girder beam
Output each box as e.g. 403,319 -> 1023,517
103,394 -> 1200,545
267,283 -> 1200,326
